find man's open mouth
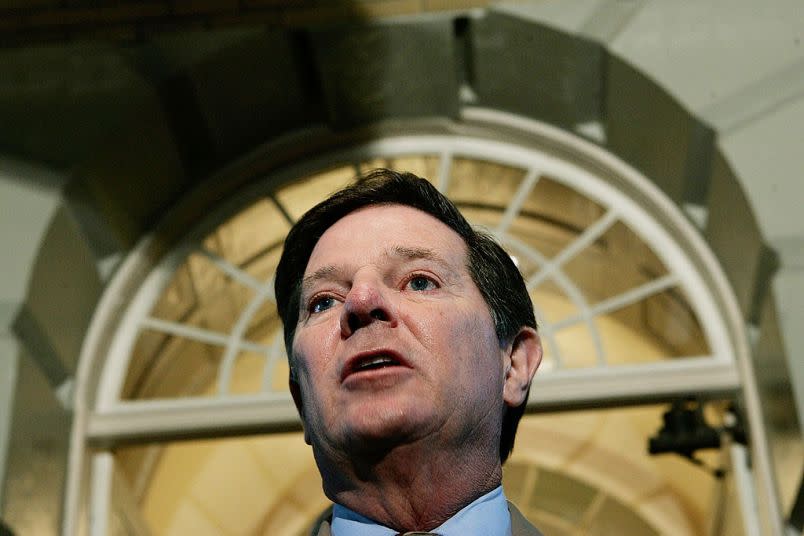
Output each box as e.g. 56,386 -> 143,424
343,351 -> 407,380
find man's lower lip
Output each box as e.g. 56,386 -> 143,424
342,365 -> 410,385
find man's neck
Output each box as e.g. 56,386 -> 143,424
317,440 -> 503,533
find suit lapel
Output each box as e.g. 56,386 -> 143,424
316,518 -> 331,536
508,501 -> 544,536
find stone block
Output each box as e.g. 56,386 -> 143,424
15,204 -> 102,377
0,45 -> 153,167
472,8 -> 602,128
704,151 -> 771,321
71,93 -> 187,248
309,18 -> 460,127
185,30 -> 324,162
605,54 -> 713,205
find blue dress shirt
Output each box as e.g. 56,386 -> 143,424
330,485 -> 512,536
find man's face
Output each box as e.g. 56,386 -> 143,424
290,204 -> 513,455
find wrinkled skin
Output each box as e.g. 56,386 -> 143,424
290,204 -> 541,531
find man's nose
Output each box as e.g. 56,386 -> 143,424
340,280 -> 397,337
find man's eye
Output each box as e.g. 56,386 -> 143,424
310,296 -> 336,314
406,276 -> 437,291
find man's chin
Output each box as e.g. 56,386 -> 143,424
338,408 -> 436,456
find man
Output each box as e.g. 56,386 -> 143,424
275,169 -> 543,535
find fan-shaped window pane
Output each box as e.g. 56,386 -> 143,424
116,148 -> 722,401
88,135 -> 739,536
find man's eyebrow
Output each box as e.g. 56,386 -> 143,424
300,246 -> 459,296
301,265 -> 339,296
390,246 -> 440,262
389,246 -> 458,275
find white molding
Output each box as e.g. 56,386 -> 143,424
84,358 -> 739,447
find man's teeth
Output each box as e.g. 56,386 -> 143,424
356,356 -> 397,370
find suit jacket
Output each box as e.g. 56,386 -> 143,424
314,501 -> 543,536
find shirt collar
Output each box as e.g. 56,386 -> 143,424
330,486 -> 512,536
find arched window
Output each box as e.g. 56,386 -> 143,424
69,117 -> 749,535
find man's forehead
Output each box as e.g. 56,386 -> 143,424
311,204 -> 464,254
303,245 -> 460,287
302,205 -> 469,277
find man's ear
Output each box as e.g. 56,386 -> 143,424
502,327 -> 542,408
289,378 -> 311,445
